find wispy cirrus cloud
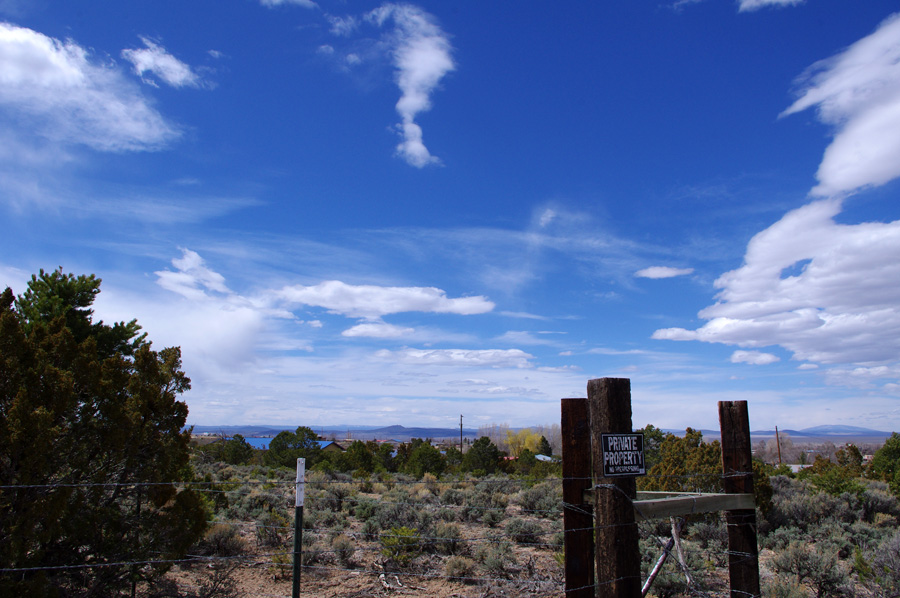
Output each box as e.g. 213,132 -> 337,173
635,266 -> 694,279
259,0 -> 317,8
730,350 -> 780,365
0,22 -> 179,151
122,37 -> 206,89
275,280 -> 493,319
738,0 -> 804,11
375,348 -> 534,368
782,12 -> 900,197
342,322 -> 415,338
367,3 -> 454,168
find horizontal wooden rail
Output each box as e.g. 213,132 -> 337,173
583,489 -> 755,521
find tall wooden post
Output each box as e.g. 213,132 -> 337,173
718,401 -> 761,598
588,378 -> 641,598
562,398 -> 595,597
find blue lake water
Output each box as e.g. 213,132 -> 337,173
242,437 -> 271,450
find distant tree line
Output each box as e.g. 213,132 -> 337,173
195,428 -> 559,478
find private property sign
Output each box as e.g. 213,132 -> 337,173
600,433 -> 646,477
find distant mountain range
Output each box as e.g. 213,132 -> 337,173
682,425 -> 894,443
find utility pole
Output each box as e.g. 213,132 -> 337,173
775,426 -> 783,466
460,414 -> 464,453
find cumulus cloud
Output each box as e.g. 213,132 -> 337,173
653,199 -> 900,372
122,37 -> 204,88
782,13 -> 900,197
0,22 -> 179,150
275,280 -> 493,319
367,3 -> 454,167
635,266 -> 694,279
738,0 -> 803,11
731,350 -> 780,365
375,348 -> 534,368
155,249 -> 231,300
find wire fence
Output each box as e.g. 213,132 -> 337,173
1,470 -> 752,597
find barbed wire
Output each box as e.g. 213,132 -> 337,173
0,470 -> 753,491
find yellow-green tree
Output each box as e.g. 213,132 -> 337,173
505,428 -> 543,458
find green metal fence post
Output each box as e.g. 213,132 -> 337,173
292,457 -> 305,598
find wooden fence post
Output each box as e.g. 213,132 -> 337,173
562,398 -> 595,597
718,401 -> 761,598
588,378 -> 641,598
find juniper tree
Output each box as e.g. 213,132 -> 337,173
0,270 -> 206,596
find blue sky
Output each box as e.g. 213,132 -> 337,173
3,0 -> 900,432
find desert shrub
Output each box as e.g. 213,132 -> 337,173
362,518 -> 381,541
551,530 -> 565,549
475,541 -> 516,577
769,481 -> 855,531
321,483 -> 354,512
256,509 -> 290,547
846,521 -> 891,553
432,521 -> 463,555
445,556 -> 477,582
772,541 -> 848,598
352,495 -> 379,521
861,531 -> 900,598
763,574 -> 807,598
505,518 -> 544,546
482,508 -> 504,528
763,526 -> 803,551
196,523 -> 246,557
302,507 -> 321,530
477,475 -> 519,496
859,484 -> 900,523
301,541 -> 326,567
441,487 -> 466,506
331,533 -> 355,567
811,522 -> 858,559
380,526 -> 422,564
689,518 -> 727,549
375,501 -> 418,530
434,506 -> 457,521
244,489 -> 284,518
513,481 -> 561,518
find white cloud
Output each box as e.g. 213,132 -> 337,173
327,15 -> 359,36
260,0 -> 317,8
730,350 -> 780,365
782,13 -> 900,197
122,37 -> 204,88
0,23 -> 179,151
635,266 -> 694,279
653,199 -> 900,374
342,322 -> 415,338
367,4 -> 454,167
738,0 -> 803,12
155,249 -> 229,299
275,280 -> 493,319
375,348 -> 534,368
496,330 -> 563,346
